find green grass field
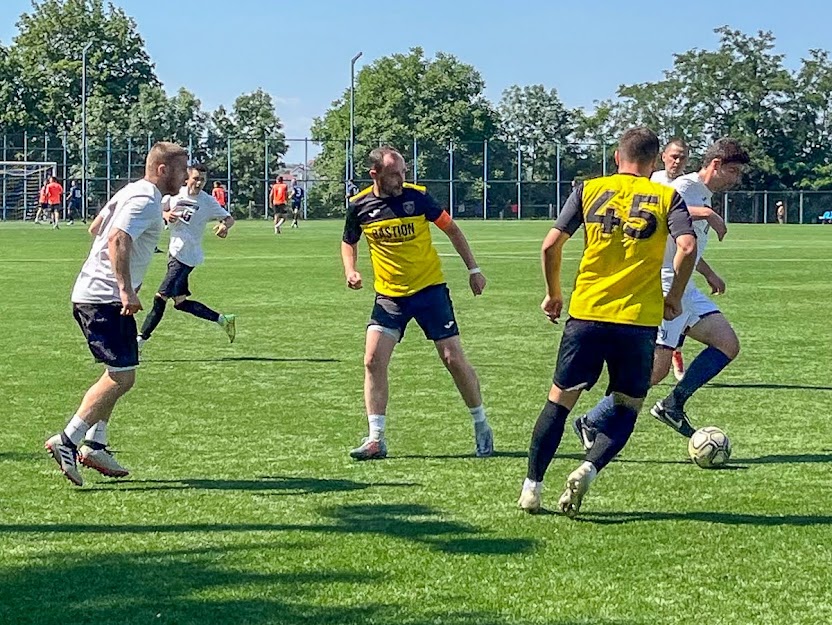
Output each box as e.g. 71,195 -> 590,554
1,219 -> 831,625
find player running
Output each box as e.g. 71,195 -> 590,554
45,175 -> 64,229
341,146 -> 494,460
137,163 -> 237,351
517,127 -> 697,517
290,179 -> 304,228
271,176 -> 288,234
575,138 -> 748,449
44,142 -> 188,486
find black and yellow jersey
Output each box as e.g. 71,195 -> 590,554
554,174 -> 694,327
342,183 -> 446,297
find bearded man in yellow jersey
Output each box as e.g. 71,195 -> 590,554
341,146 -> 493,461
517,127 -> 698,517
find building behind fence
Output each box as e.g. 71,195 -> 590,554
1,132 -> 830,224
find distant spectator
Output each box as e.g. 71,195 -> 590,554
776,201 -> 785,225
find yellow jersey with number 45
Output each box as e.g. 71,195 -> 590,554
554,174 -> 694,327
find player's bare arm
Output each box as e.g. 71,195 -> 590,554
341,240 -> 362,289
214,215 -> 235,238
686,204 -> 727,241
434,213 -> 486,296
108,228 -> 142,316
540,227 -> 569,323
88,213 -> 104,236
665,233 -> 697,320
696,257 -> 726,294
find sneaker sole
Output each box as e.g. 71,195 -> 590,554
650,404 -> 690,436
78,454 -> 129,478
558,481 -> 585,519
349,452 -> 387,461
44,442 -> 83,486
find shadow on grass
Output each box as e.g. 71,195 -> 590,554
0,503 -> 538,557
578,510 -> 832,527
393,450 -> 531,460
2,542 -> 605,625
0,451 -> 42,462
148,356 -> 340,363
84,475 -> 417,495
707,382 -> 832,392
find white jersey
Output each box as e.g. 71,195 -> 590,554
71,179 -> 163,304
662,172 -> 712,286
165,188 -> 230,267
651,170 -> 673,186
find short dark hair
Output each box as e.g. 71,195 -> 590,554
368,146 -> 403,172
277,176 -> 284,183
213,180 -> 220,187
701,138 -> 750,167
617,127 -> 660,164
188,162 -> 207,173
663,137 -> 688,152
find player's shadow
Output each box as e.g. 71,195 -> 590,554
0,503 -> 537,557
393,450 -> 530,460
83,475 -> 417,495
0,451 -> 42,462
707,382 -> 832,391
0,540 -> 631,625
577,510 -> 832,527
148,356 -> 340,363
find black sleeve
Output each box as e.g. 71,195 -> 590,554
342,203 -> 362,244
423,192 -> 444,222
667,191 -> 695,239
553,184 -> 584,236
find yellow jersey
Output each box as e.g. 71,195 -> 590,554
554,174 -> 693,327
342,183 -> 446,297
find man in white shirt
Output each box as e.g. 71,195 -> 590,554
575,138 -> 748,448
45,142 -> 189,486
137,163 -> 236,350
651,138 -> 690,380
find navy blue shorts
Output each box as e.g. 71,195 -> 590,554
73,303 -> 139,370
157,256 -> 194,298
369,283 -> 459,342
553,318 -> 657,398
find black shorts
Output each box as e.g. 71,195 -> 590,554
553,318 -> 657,398
49,203 -> 61,212
40,202 -> 48,210
292,200 -> 301,212
273,204 -> 288,216
157,256 -> 194,298
73,303 -> 139,370
369,283 -> 459,342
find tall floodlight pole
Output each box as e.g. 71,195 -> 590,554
81,42 -> 92,221
349,51 -> 363,181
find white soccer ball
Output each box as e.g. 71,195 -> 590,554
688,426 -> 732,468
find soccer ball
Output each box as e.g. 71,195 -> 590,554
687,426 -> 731,468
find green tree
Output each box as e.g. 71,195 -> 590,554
310,48 -> 500,216
204,89 -> 286,217
789,49 -> 832,189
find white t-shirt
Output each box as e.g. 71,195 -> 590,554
662,172 -> 713,284
165,188 -> 230,267
651,170 -> 673,186
71,179 -> 163,304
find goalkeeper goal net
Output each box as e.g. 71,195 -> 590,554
0,161 -> 58,220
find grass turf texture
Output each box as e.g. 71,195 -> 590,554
1,219 -> 831,625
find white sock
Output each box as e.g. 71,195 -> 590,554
62,415 -> 90,446
86,421 -> 108,446
522,478 -> 541,492
577,461 -> 599,483
469,405 -> 487,424
368,414 -> 385,441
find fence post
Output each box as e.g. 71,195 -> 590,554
602,139 -> 607,177
226,137 -> 232,214
147,131 -> 152,153
516,141 -> 522,220
412,137 -> 418,184
344,140 -> 350,212
106,133 -> 112,200
2,134 -> 6,220
43,131 -> 49,169
23,131 -> 28,220
449,140 -> 454,218
724,193 -> 730,225
188,135 -> 193,162
482,139 -> 488,221
303,137 -> 309,220
127,137 -> 132,182
556,142 -> 562,218
264,133 -> 269,219
763,191 -> 768,224
62,130 -> 68,217
799,191 -> 804,224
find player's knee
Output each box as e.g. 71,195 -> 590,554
108,369 -> 136,393
364,351 -> 388,376
722,333 -> 740,360
172,297 -> 188,310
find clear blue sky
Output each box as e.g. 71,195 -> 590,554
1,0 -> 829,162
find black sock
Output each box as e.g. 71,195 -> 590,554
175,299 -> 220,323
668,346 -> 732,409
526,400 -> 570,482
585,403 -> 639,471
140,296 -> 168,339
